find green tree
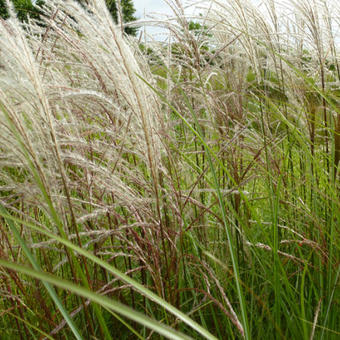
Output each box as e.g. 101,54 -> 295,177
0,0 -> 9,19
105,0 -> 138,36
0,0 -> 44,22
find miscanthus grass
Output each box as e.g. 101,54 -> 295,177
0,0 -> 339,339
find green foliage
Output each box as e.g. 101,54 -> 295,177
0,0 -> 9,19
0,0 -> 44,22
188,20 -> 210,38
105,0 -> 138,36
76,0 -> 138,35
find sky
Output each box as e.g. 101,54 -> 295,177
133,0 -> 262,18
132,0 -> 264,40
134,0 -> 194,40
134,0 -> 172,18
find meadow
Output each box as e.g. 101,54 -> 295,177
0,0 -> 339,339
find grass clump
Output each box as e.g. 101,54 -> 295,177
0,0 -> 339,339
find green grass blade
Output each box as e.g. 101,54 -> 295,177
0,203 -> 83,340
0,259 -> 193,340
0,210 -> 218,340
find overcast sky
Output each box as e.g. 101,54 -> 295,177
134,0 -> 172,18
133,0 -> 262,18
133,0 -> 200,40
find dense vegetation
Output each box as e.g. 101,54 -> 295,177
0,0 -> 339,339
0,0 -> 138,35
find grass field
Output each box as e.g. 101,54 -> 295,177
0,0 -> 339,339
